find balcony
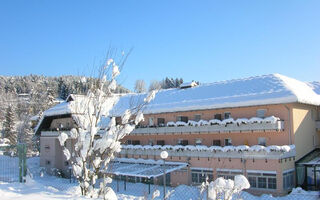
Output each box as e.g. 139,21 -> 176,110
132,120 -> 284,135
119,144 -> 295,159
41,131 -> 72,137
316,120 -> 320,131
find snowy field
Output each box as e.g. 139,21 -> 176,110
0,156 -> 319,200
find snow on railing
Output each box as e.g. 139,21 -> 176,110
121,144 -> 295,153
165,116 -> 281,127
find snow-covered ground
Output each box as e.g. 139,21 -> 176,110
0,156 -> 319,200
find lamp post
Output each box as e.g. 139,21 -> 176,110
160,150 -> 168,199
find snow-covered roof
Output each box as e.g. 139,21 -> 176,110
308,81 -> 320,95
43,102 -> 71,117
180,81 -> 198,88
112,74 -> 320,115
39,74 -> 320,118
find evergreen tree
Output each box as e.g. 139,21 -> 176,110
46,88 -> 56,107
3,104 -> 17,145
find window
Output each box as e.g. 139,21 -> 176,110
177,116 -> 188,123
256,109 -> 266,118
249,177 -> 257,188
213,140 -> 221,146
157,118 -> 165,126
195,139 -> 202,146
258,177 -> 267,188
248,171 -> 277,190
132,140 -> 140,145
115,117 -> 121,125
191,169 -> 213,184
214,114 -> 222,120
44,145 -> 50,152
148,140 -> 154,145
192,173 -> 198,183
149,117 -> 154,126
194,114 -> 201,122
283,170 -> 294,190
258,137 -> 266,146
157,140 -> 165,146
46,160 -> 51,165
178,139 -> 188,146
224,138 -> 232,146
268,177 -> 277,189
217,170 -> 242,180
224,112 -> 231,119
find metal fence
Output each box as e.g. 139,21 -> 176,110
0,143 -> 27,182
104,177 -> 320,200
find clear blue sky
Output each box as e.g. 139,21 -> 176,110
0,0 -> 319,90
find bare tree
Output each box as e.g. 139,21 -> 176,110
58,51 -> 156,199
134,79 -> 146,93
149,80 -> 162,91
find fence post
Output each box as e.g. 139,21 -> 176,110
124,176 -> 127,191
117,178 -> 119,192
23,143 -> 27,181
18,144 -> 22,183
148,178 -> 151,194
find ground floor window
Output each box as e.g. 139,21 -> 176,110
191,168 -> 213,184
283,170 -> 294,190
248,171 -> 277,190
217,169 -> 242,180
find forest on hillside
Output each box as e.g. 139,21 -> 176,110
0,75 -> 129,152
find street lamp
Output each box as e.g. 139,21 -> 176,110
160,150 -> 168,199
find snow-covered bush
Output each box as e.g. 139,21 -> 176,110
58,53 -> 156,199
208,175 -> 250,200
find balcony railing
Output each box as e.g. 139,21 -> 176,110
132,121 -> 284,135
41,131 -> 72,137
119,144 -> 295,159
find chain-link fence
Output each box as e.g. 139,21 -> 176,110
105,177 -> 320,200
0,143 -> 27,182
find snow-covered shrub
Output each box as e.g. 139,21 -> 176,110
263,116 -> 280,123
248,117 -> 263,124
176,121 -> 187,126
167,121 -> 176,127
188,120 -> 199,126
235,118 -> 248,126
221,118 -> 235,126
209,119 -> 221,125
58,53 -> 156,199
198,120 -> 209,126
208,175 -> 250,200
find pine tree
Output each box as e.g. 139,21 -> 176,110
46,88 -> 56,107
3,104 -> 17,145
